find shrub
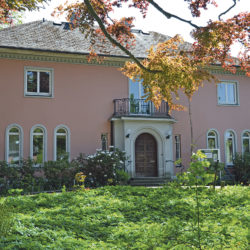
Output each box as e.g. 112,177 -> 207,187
0,159 -> 38,194
0,148 -> 128,195
233,152 -> 250,185
0,201 -> 14,237
73,147 -> 127,187
43,159 -> 79,190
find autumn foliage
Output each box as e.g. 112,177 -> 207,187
0,0 -> 49,24
122,35 -> 214,110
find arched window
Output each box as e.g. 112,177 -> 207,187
242,131 -> 250,154
5,124 -> 23,164
54,125 -> 70,161
207,129 -> 219,149
225,130 -> 236,166
30,125 -> 47,164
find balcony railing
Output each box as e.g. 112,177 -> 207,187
113,98 -> 170,118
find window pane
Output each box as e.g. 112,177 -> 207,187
129,79 -> 140,99
57,135 -> 66,160
9,127 -> 19,133
40,72 -> 50,93
226,138 -> 233,164
175,135 -> 181,161
208,131 -> 215,137
27,71 -> 37,92
218,83 -> 226,104
33,135 -> 43,163
57,128 -> 66,134
227,83 -> 235,104
208,138 -> 216,149
243,132 -> 249,137
140,81 -> 145,98
243,138 -> 249,153
34,128 -> 43,133
8,134 -> 20,164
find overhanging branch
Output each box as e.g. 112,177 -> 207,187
84,0 -> 161,74
147,0 -> 201,29
218,0 -> 237,20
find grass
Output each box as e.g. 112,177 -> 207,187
0,185 -> 249,249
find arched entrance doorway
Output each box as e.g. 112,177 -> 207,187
135,133 -> 158,177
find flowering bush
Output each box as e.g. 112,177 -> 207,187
73,147 -> 128,187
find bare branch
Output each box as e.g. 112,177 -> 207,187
147,0 -> 201,29
84,0 -> 161,73
218,0 -> 237,20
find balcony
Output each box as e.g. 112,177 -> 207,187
113,98 -> 171,118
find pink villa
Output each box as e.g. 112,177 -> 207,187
0,20 -> 249,179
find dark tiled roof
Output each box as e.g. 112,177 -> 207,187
0,20 -> 191,58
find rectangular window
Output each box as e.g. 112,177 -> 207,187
24,67 -> 53,97
217,81 -> 238,105
175,135 -> 181,163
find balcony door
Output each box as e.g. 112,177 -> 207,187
135,133 -> 158,177
129,79 -> 150,114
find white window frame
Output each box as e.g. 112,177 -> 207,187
5,124 -> 23,165
206,129 -> 220,149
224,129 -> 237,166
217,81 -> 239,106
241,130 -> 250,154
53,125 -> 71,161
24,66 -> 54,97
30,124 -> 47,165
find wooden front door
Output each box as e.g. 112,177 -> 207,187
135,133 -> 157,177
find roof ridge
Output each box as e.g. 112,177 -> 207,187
0,20 -> 44,32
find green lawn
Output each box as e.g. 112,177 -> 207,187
0,185 -> 249,249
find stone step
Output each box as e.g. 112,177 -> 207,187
129,177 -> 171,186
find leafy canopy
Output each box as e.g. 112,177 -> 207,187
0,0 -> 50,24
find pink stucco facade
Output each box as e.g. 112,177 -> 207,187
172,73 -> 250,170
0,55 -> 249,176
0,58 -> 128,160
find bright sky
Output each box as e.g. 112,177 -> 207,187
23,0 -> 249,54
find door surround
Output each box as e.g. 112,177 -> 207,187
112,118 -> 175,178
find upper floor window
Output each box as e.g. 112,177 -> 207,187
24,67 -> 54,97
225,130 -> 236,166
30,125 -> 47,164
129,78 -> 145,100
207,130 -> 219,149
54,125 -> 70,161
242,131 -> 250,154
217,81 -> 238,105
5,124 -> 23,165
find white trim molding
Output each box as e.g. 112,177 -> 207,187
217,80 -> 240,106
30,124 -> 48,164
5,124 -> 24,164
206,128 -> 220,149
241,130 -> 250,154
224,129 -> 237,166
115,119 -> 174,178
53,124 -> 71,161
24,66 -> 54,98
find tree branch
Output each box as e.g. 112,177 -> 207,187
218,0 -> 237,21
147,0 -> 201,29
84,0 -> 161,74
